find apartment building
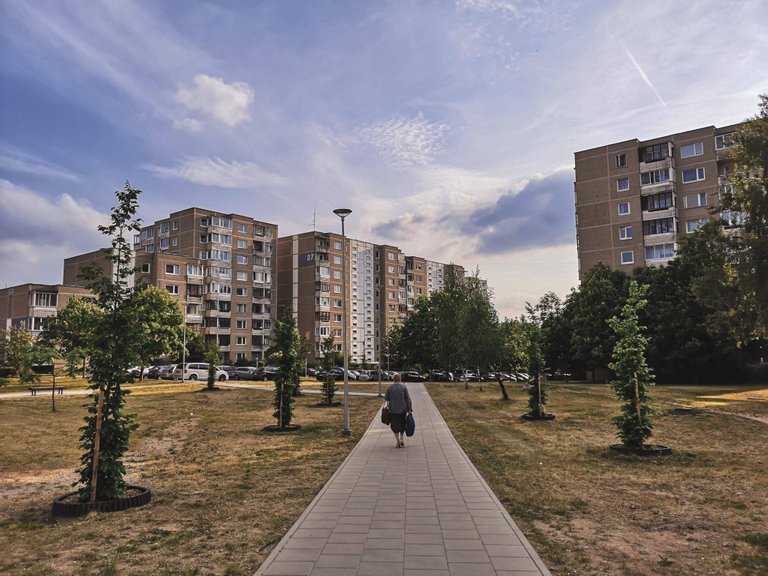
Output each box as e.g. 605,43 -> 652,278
0,283 -> 92,334
574,123 -> 740,280
277,231 -> 464,366
128,208 -> 278,363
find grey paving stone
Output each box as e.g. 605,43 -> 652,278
485,544 -> 529,557
445,549 -> 491,563
357,561 -> 404,576
404,543 -> 447,556
263,560 -> 314,575
321,542 -> 365,555
406,533 -> 443,544
361,548 -> 405,562
283,538 -> 327,550
443,539 -> 485,551
447,563 -> 496,576
365,538 -> 405,549
403,570 -> 449,576
308,568 -> 357,576
313,554 -> 359,568
481,533 -> 523,545
491,556 -> 541,571
404,555 -> 449,569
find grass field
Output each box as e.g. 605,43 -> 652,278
2,379 -> 766,575
0,385 -> 381,576
427,381 -> 768,576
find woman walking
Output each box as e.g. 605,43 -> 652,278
385,373 -> 413,447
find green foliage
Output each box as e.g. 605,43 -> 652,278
18,343 -> 57,386
271,308 -> 302,427
608,280 -> 655,448
0,327 -> 34,376
320,335 -> 337,404
565,264 -> 629,377
183,330 -> 208,362
525,323 -> 550,417
39,297 -> 101,373
205,341 -> 221,390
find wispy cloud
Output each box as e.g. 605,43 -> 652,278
147,157 -> 289,189
623,44 -> 668,111
359,113 -> 449,169
175,74 -> 254,128
0,146 -> 79,182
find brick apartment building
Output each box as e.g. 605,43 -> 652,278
574,123 -> 741,280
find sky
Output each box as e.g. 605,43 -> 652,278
1,0 -> 766,318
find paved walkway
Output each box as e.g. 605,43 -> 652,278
255,382 -> 551,576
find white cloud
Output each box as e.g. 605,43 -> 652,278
0,145 -> 80,182
0,180 -> 109,287
147,157 -> 289,189
175,74 -> 254,127
359,113 -> 449,168
173,117 -> 204,133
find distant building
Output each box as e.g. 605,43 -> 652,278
0,283 -> 92,334
574,123 -> 741,280
277,230 -> 463,366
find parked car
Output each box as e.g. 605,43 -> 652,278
234,366 -> 260,380
146,365 -> 162,379
171,363 -> 228,381
515,372 -> 530,382
328,367 -> 357,380
356,370 -> 374,381
128,366 -> 150,378
400,371 -> 426,382
158,364 -> 177,379
427,371 -> 453,382
217,365 -> 239,380
254,366 -> 280,381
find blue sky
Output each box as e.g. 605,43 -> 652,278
1,0 -> 766,318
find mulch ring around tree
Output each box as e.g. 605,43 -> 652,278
52,485 -> 151,518
609,444 -> 672,456
313,401 -> 342,407
262,424 -> 302,433
521,413 -> 556,421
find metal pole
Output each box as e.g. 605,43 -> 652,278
341,216 -> 351,435
334,208 -> 352,437
181,320 -> 186,383
377,361 -> 382,398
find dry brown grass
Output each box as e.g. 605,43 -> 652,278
427,381 -> 768,576
0,386 -> 380,576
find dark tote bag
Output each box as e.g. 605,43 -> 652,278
405,413 -> 415,437
381,405 -> 391,425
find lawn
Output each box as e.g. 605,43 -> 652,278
427,381 -> 768,576
0,385 -> 381,576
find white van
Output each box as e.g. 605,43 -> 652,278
171,363 -> 228,381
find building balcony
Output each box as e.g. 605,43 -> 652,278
640,180 -> 676,195
186,276 -> 204,285
28,306 -> 57,317
641,206 -> 676,221
185,313 -> 203,323
643,232 -> 677,245
639,157 -> 672,171
186,295 -> 203,304
646,256 -> 676,267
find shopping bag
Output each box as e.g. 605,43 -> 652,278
405,413 -> 415,437
381,405 -> 391,425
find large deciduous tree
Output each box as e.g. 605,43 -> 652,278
40,297 -> 102,376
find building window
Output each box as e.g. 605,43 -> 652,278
236,304 -> 247,313
616,153 -> 627,168
236,272 -> 247,281
334,285 -> 341,294
645,243 -> 676,260
685,192 -> 707,208
237,255 -> 248,265
682,167 -> 705,183
333,241 -> 342,250
159,237 -> 169,250
619,226 -> 632,240
620,251 -> 634,265
140,263 -> 151,273
333,270 -> 341,279
171,237 -> 178,247
172,221 -> 179,230
165,264 -> 180,275
333,299 -> 342,307
236,287 -> 248,297
236,336 -> 246,346
333,314 -> 342,322
617,178 -> 629,192
643,218 -> 675,236
618,202 -> 630,215
715,133 -> 734,150
166,284 -> 179,295
145,245 -> 155,253
236,320 -> 247,329
643,191 -> 673,211
641,168 -> 670,185
680,142 -> 704,158
237,223 -> 248,233
237,239 -> 248,249
722,210 -> 746,228
642,143 -> 668,162
686,219 -> 707,233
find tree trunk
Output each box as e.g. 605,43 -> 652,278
496,375 -> 509,401
90,386 -> 105,502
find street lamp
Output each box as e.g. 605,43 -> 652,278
333,208 -> 352,436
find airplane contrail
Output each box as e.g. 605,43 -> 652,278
623,45 -> 668,110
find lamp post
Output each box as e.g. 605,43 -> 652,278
333,208 -> 352,436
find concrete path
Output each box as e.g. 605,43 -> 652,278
255,382 -> 551,576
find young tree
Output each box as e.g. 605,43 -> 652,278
0,327 -> 34,376
320,335 -> 337,404
607,280 -> 655,449
271,308 -> 302,428
525,322 -> 550,418
205,340 -> 221,391
492,319 -> 531,401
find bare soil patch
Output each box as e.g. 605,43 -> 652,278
427,382 -> 768,576
0,386 -> 379,575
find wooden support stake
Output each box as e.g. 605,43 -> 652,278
90,386 -> 105,502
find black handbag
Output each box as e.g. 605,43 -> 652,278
381,405 -> 391,425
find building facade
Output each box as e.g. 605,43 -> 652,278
574,123 -> 740,280
0,283 -> 92,334
130,208 -> 278,363
277,231 -> 464,366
